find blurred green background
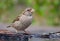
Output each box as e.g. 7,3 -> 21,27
0,0 -> 60,26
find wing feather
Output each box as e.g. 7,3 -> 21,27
12,16 -> 20,23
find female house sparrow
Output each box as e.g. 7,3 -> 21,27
7,8 -> 34,33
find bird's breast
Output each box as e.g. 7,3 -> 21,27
19,15 -> 32,24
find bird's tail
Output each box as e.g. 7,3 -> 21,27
7,25 -> 11,28
7,24 -> 12,28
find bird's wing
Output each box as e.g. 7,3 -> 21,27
12,16 -> 20,23
7,16 -> 20,28
7,11 -> 25,28
12,11 -> 25,23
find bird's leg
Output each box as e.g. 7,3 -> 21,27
15,30 -> 18,33
24,30 -> 31,34
16,30 -> 25,34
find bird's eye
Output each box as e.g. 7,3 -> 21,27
27,9 -> 30,11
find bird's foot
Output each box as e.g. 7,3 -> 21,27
16,31 -> 25,34
24,31 -> 31,34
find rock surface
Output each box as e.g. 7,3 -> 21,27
0,30 -> 29,41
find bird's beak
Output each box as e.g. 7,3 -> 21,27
31,9 -> 35,13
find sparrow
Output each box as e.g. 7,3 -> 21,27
7,8 -> 34,33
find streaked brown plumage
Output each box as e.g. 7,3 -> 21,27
7,8 -> 34,33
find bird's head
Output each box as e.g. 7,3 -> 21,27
23,8 -> 34,16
